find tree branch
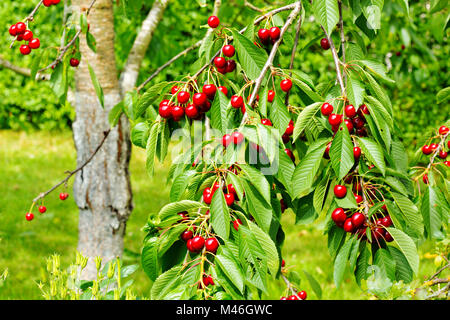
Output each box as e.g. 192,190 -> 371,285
119,0 -> 170,94
321,26 -> 346,99
285,15 -> 303,105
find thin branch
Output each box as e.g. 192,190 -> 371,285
285,15 -> 303,105
244,1 -> 263,12
338,0 -> 346,86
426,282 -> 450,300
427,263 -> 450,282
32,129 -> 111,203
0,57 -> 51,80
26,0 -> 44,22
321,26 -> 346,98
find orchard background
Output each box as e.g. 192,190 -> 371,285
0,0 -> 448,300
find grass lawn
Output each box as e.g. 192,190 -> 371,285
0,130 -> 439,300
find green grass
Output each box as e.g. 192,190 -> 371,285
0,130 -> 440,300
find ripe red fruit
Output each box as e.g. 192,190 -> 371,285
343,218 -> 354,233
351,212 -> 365,228
225,59 -> 236,73
227,184 -> 237,197
171,85 -> 179,95
159,100 -> 172,119
177,211 -> 188,222
202,84 -> 216,100
181,229 -> 193,241
186,238 -> 194,252
422,145 -> 432,155
285,148 -> 295,162
59,193 -> 69,200
70,58 -> 80,67
372,227 -> 385,241
217,86 -> 228,97
359,104 -> 370,115
269,26 -> 281,41
384,232 -> 393,242
231,95 -> 244,109
444,161 -> 450,167
38,206 -> 47,214
422,174 -> 429,184
334,185 -> 347,198
19,45 -> 31,55
344,119 -> 354,133
23,30 -> 33,41
285,123 -> 294,136
177,91 -> 190,104
324,142 -> 332,159
353,146 -> 361,160
298,291 -> 307,300
199,100 -> 211,113
345,105 -> 356,118
356,127 -> 368,137
191,236 -> 205,252
287,295 -> 299,300
328,114 -> 342,126
232,219 -> 242,231
207,15 -> 220,28
15,22 -> 26,34
267,90 -> 275,102
214,56 -> 226,68
231,131 -> 244,145
258,28 -> 270,43
439,150 -> 448,159
321,102 -> 333,116
203,188 -> 213,204
29,38 -> 40,49
352,117 -> 365,129
332,208 -> 347,227
381,204 -> 388,212
380,216 -> 392,227
320,38 -> 330,50
171,105 -> 185,120
193,93 -> 207,107
280,79 -> 293,92
9,24 -> 18,36
261,118 -> 273,126
438,126 -> 449,135
280,199 -> 287,213
211,182 -> 220,194
281,259 -> 285,267
354,193 -> 363,203
430,143 -> 438,151
26,212 -> 34,221
222,134 -> 232,148
43,0 -> 53,6
185,103 -> 199,119
205,237 -> 219,253
222,45 -> 235,57
225,193 -> 235,206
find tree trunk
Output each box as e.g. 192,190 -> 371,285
72,0 -> 133,279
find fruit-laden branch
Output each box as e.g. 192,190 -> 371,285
427,131 -> 450,171
31,129 -> 111,204
119,0 -> 170,94
137,3 -> 299,91
244,1 -> 302,122
285,15 -> 303,105
38,0 -> 97,73
9,0 -> 44,49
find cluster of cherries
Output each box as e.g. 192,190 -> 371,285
8,22 -> 40,55
279,260 -> 307,300
25,192 -> 69,221
331,179 -> 394,242
202,181 -> 238,206
421,125 -> 450,184
322,102 -> 370,137
43,0 -> 61,7
256,26 -> 281,45
213,45 -> 236,75
258,117 -> 296,163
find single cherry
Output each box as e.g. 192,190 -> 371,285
38,206 -> 47,214
351,212 -> 365,228
334,185 -> 347,198
205,237 -> 219,253
267,90 -> 275,102
181,230 -> 193,241
331,208 -> 347,227
70,58 -> 80,67
343,218 -> 354,233
29,38 -> 40,49
321,102 -> 333,116
231,95 -> 244,109
261,118 -> 273,126
280,79 -> 293,92
225,193 -> 235,206
353,146 -> 361,160
231,131 -> 244,145
25,212 -> 34,221
345,105 -> 356,118
207,16 -> 220,28
320,38 -> 330,50
232,219 -> 242,231
222,134 -> 232,147
214,56 -> 226,68
222,45 -> 235,57
269,26 -> 281,41
202,84 -> 217,100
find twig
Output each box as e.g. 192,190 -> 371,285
32,129 -> 111,203
285,14 -> 303,105
26,0 -> 45,22
360,177 -> 370,217
321,26 -> 346,99
426,282 -> 450,300
244,1 -> 263,12
338,0 -> 346,86
427,263 -> 450,282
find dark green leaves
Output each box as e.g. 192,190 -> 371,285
210,188 -> 231,240
87,63 -> 104,108
210,89 -> 231,134
313,0 -> 339,36
357,137 -> 386,175
329,124 -> 355,180
386,227 -> 419,275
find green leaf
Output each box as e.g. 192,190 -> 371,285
334,236 -> 355,288
357,137 -> 386,175
391,192 -> 424,236
292,102 -> 321,142
109,101 -> 124,127
436,87 -> 450,104
145,121 -> 161,177
355,245 -> 370,286
374,248 -> 396,281
135,81 -> 169,118
231,29 -> 268,80
386,227 -> 419,275
87,63 -> 104,108
158,200 -> 204,222
421,186 -> 445,239
389,246 -> 413,283
270,94 -> 291,132
86,31 -> 97,53
346,75 -> 365,109
215,247 -> 245,293
80,14 -> 89,34
302,270 -> 322,299
329,124 -> 355,180
240,164 -> 271,204
242,180 -> 273,233
210,189 -> 231,240
141,237 -> 159,281
151,265 -> 182,300
313,0 -> 340,36
210,90 -> 231,134
248,221 -> 280,276
131,122 -> 150,149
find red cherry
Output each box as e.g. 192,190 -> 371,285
332,208 -> 347,227
186,239 -> 194,252
298,291 -> 307,300
177,211 -> 189,222
444,161 -> 450,167
29,38 -> 40,49
205,237 -> 219,253
9,24 -> 18,36
222,45 -> 235,57
372,227 -> 385,241
258,28 -> 270,43
43,0 -> 53,6
232,219 -> 242,231
225,59 -> 236,73
159,100 -> 172,119
231,95 -> 244,109
281,259 -> 285,267
287,295 -> 299,300
320,38 -> 330,50
191,236 -> 205,252
181,230 -> 193,241
422,174 -> 429,184
280,79 -> 293,92
214,56 -> 226,68
38,206 -> 47,214
430,143 -> 439,151
261,118 -> 273,126
171,85 -> 179,95
344,119 -> 354,133
324,142 -> 331,159
203,188 -> 213,204
25,212 -> 34,221
59,193 -> 69,200
199,100 -> 211,113
321,102 -> 333,116
15,22 -> 26,34
356,127 -> 368,137
334,185 -> 347,198
177,91 -> 190,104
343,218 -> 354,233
439,126 -> 449,135
345,105 -> 356,118
231,132 -> 244,145
439,150 -> 448,159
225,193 -> 235,206
354,193 -> 363,203
23,30 -> 33,41
285,123 -> 294,136
353,146 -> 361,160
52,0 -> 61,4
269,27 -> 281,41
211,182 -> 220,194
381,204 -> 388,212
280,199 -> 287,213
185,103 -> 199,119
285,149 -> 295,162
222,134 -> 232,148
267,90 -> 275,102
384,232 -> 393,242
380,216 -> 392,227
352,117 -> 365,129
351,212 -> 365,228
193,93 -> 207,107
171,105 -> 185,120
202,84 -> 217,100
422,145 -> 432,155
70,58 -> 80,67
227,184 -> 237,197
19,45 -> 31,55
207,15 -> 220,28
217,86 -> 228,97
328,114 -> 342,126
358,104 -> 370,116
